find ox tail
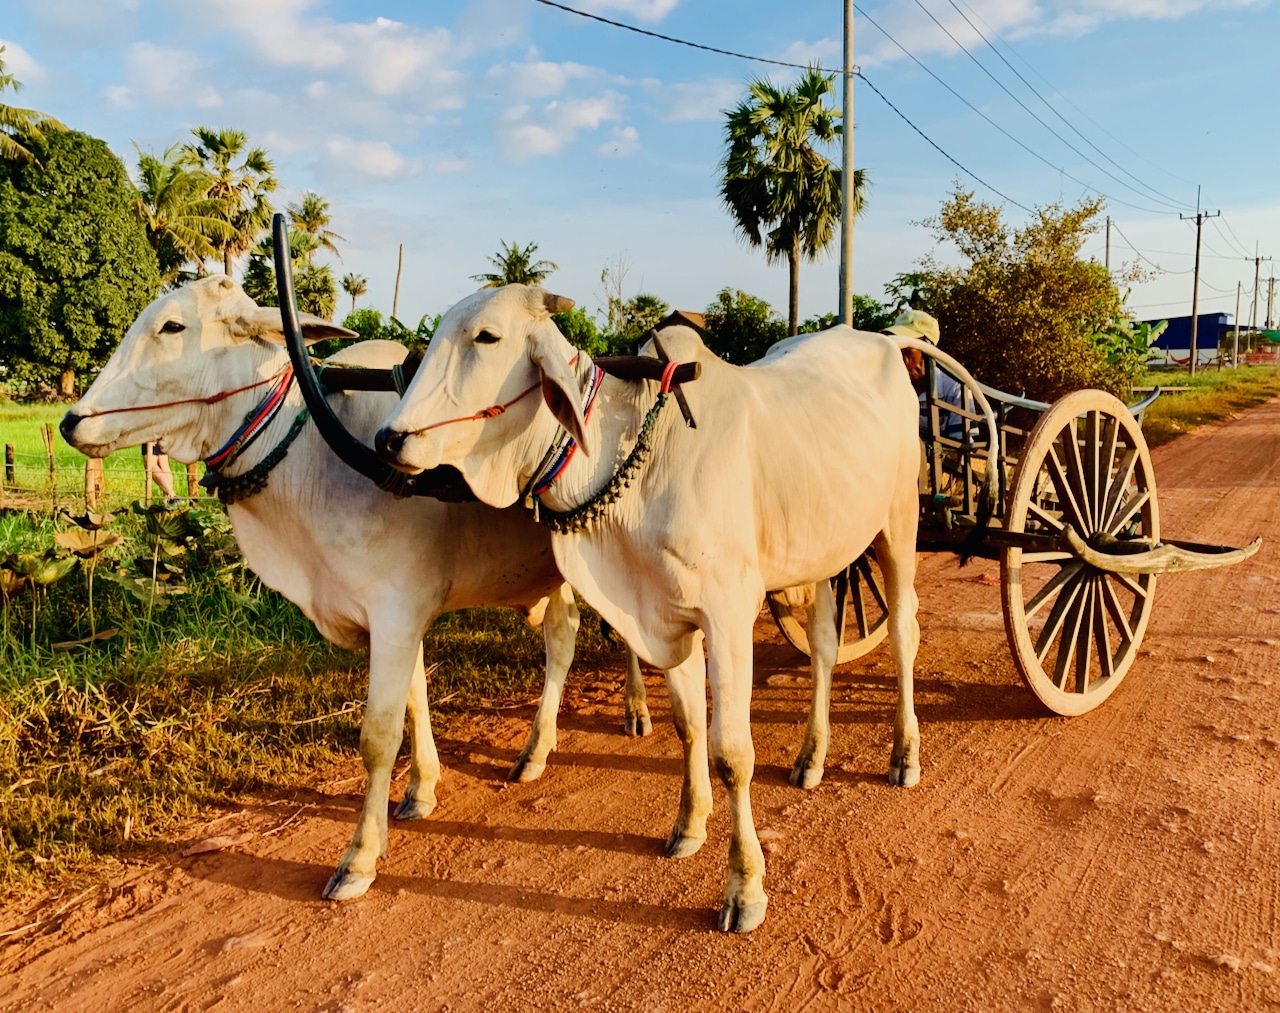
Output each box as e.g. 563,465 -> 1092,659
894,336 -> 1000,565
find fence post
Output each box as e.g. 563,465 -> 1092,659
186,463 -> 199,500
84,458 -> 103,510
142,445 -> 153,507
4,443 -> 13,488
42,424 -> 56,510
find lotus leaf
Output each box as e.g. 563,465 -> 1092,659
63,510 -> 116,531
33,556 -> 79,586
54,530 -> 124,557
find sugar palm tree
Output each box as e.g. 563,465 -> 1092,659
472,240 -> 558,288
288,190 -> 346,263
131,143 -> 235,285
0,47 -> 66,165
184,127 -> 277,276
721,68 -> 864,335
341,272 -> 368,315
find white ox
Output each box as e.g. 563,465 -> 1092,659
60,275 -> 652,902
374,284 -> 997,932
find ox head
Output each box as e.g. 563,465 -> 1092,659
62,275 -> 353,463
375,284 -> 585,509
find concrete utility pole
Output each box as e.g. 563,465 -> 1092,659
838,0 -> 855,326
393,243 -> 404,321
1105,215 -> 1111,273
1234,280 -> 1242,368
1180,189 -> 1220,376
1251,244 -> 1272,335
1267,275 -> 1275,330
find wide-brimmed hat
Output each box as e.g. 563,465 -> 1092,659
885,308 -> 940,345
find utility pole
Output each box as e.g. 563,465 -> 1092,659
1180,188 -> 1220,376
1250,244 -> 1272,335
393,243 -> 404,321
838,0 -> 855,326
1267,274 -> 1275,330
1234,281 -> 1242,368
1104,215 -> 1111,273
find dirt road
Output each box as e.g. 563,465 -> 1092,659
5,399 -> 1280,1013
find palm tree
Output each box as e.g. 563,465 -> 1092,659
721,68 -> 864,335
288,190 -> 346,263
0,47 -> 66,165
471,240 -> 558,288
131,144 -> 235,285
184,127 -> 277,276
242,230 -> 336,318
341,272 -> 368,315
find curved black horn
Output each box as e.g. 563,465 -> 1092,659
274,213 -> 425,497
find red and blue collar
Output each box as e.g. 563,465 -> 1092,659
203,366 -> 296,472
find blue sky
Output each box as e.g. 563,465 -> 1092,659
3,0 -> 1278,329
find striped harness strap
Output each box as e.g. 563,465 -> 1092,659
202,366 -> 296,471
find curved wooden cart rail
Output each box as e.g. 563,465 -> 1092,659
766,552 -> 890,664
1000,389 -> 1161,716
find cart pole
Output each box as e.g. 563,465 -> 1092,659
838,0 -> 854,327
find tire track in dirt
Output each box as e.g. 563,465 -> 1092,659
5,399 -> 1280,1012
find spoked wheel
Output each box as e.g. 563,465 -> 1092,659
1001,390 -> 1159,716
767,551 -> 890,664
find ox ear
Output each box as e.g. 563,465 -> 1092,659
537,289 -> 575,315
530,329 -> 591,458
228,306 -> 357,345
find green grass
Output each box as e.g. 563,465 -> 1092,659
0,502 -> 619,900
1139,365 -> 1280,446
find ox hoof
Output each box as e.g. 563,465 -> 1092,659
664,829 -> 706,859
393,793 -> 436,821
888,764 -> 921,788
717,897 -> 768,933
322,868 -> 375,902
507,758 -> 546,783
789,761 -> 825,790
624,709 -> 653,737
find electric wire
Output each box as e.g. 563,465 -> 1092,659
937,0 -> 1196,212
907,0 -> 1183,215
1109,221 -> 1192,275
1217,215 -> 1254,258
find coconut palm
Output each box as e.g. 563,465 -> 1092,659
288,190 -> 346,263
184,126 -> 278,276
341,272 -> 368,315
131,144 -> 235,285
243,230 -> 336,319
472,240 -> 558,289
0,47 -> 66,165
721,68 -> 864,335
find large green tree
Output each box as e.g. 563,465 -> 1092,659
131,143 -> 233,286
472,240 -> 557,288
721,68 -> 863,335
184,127 -> 277,276
0,47 -> 66,166
0,130 -> 160,396
909,187 -> 1128,401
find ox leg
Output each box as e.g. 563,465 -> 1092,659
706,616 -> 768,933
394,642 -> 440,820
509,584 -> 579,783
623,649 -> 652,737
324,633 -> 420,902
663,640 -> 710,859
877,522 -> 922,788
791,579 -> 837,789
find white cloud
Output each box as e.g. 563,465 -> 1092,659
323,137 -> 421,180
647,78 -> 743,121
485,58 -> 598,99
103,42 -> 221,110
434,157 -> 474,174
578,0 -> 680,21
599,125 -> 640,157
495,91 -> 627,160
0,39 -> 45,84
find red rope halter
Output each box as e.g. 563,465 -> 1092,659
77,367 -> 291,418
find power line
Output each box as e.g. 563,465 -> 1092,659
1109,221 -> 1192,274
1214,215 -> 1252,258
938,0 -> 1195,212
906,0 -> 1183,215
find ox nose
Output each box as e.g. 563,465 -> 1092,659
59,412 -> 85,444
374,425 -> 408,463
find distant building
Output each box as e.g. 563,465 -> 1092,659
1141,312 -> 1237,366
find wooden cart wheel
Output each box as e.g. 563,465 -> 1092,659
1001,389 -> 1159,715
767,551 -> 890,664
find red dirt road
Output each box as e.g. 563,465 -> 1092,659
5,399 -> 1280,1013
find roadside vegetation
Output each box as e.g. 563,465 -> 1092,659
1140,365 -> 1280,446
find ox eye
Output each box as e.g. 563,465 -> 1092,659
160,320 -> 186,334
475,329 -> 500,344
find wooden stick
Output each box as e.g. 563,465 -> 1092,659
2,443 -> 10,491
186,463 -> 199,500
142,445 -> 153,507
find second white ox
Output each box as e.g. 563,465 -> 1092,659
375,284 -> 938,932
60,275 -> 652,903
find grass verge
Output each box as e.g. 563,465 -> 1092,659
1140,365 -> 1280,446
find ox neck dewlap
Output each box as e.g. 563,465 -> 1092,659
200,365 -> 308,505
525,359 -> 681,534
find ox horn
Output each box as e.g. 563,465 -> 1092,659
274,213 -> 461,499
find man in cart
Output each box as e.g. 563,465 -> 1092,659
885,308 -> 966,441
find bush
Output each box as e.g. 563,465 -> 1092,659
703,288 -> 787,365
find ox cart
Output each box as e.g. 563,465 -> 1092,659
766,363 -> 1261,715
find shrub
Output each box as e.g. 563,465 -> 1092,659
703,288 -> 787,365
